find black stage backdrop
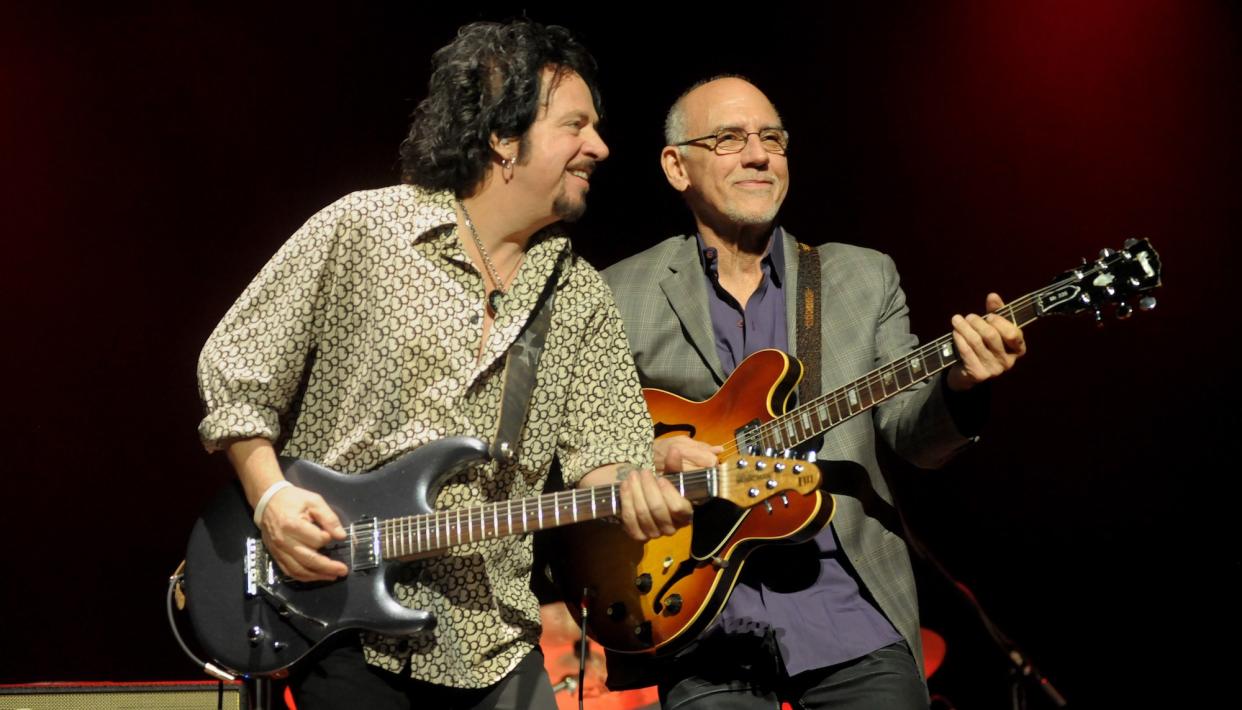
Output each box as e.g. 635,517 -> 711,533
2,2 -> 1238,707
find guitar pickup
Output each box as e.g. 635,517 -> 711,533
351,518 -> 380,571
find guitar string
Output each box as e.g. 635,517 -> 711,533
727,237 -> 1162,457
712,277 -> 1066,460
314,255 -> 1149,558
320,469 -> 723,556
336,473 -> 712,555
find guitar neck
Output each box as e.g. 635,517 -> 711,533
760,287 -> 1051,452
363,468 -> 718,560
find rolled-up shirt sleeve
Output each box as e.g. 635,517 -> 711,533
196,200 -> 345,452
556,273 -> 654,486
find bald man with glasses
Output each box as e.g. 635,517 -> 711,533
599,76 -> 1026,709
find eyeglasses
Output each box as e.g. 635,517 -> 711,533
675,128 -> 790,155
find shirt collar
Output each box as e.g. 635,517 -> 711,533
403,184 -> 571,263
406,185 -> 460,241
695,225 -> 785,288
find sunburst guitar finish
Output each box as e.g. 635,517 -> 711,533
556,350 -> 834,654
558,239 -> 1165,654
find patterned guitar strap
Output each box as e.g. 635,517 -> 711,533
489,252 -> 565,464
796,242 -> 823,409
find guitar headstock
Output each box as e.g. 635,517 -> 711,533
715,454 -> 821,508
1037,238 -> 1162,321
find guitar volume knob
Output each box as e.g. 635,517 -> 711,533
663,594 -> 683,615
633,621 -> 653,645
635,573 -> 653,594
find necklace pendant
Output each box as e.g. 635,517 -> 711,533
487,289 -> 504,314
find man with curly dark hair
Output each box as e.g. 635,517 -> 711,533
197,19 -> 688,710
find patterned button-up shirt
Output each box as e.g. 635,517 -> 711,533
198,184 -> 652,687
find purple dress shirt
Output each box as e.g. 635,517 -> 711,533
695,228 -> 903,676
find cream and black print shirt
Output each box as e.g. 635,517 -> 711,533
198,185 -> 652,688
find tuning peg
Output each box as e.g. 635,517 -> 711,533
782,448 -> 793,458
1099,248 -> 1115,258
1115,302 -> 1133,320
805,450 -> 818,463
1103,285 -> 1117,298
1139,296 -> 1157,311
746,444 -> 759,455
763,447 -> 774,457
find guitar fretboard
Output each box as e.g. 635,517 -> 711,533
751,289 -> 1049,453
346,468 -> 719,561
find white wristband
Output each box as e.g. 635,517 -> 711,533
253,480 -> 293,527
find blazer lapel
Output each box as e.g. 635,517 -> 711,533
659,248 -> 726,384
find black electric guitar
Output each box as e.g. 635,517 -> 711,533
181,436 -> 820,676
555,239 -> 1163,654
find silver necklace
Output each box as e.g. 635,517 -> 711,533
457,199 -> 508,314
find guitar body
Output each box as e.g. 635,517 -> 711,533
557,350 -> 835,654
183,436 -> 490,676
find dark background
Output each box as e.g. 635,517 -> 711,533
2,2 -> 1238,707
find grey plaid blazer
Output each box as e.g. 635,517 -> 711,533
602,231 -> 981,677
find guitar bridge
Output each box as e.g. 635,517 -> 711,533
244,537 -> 277,597
244,537 -> 330,628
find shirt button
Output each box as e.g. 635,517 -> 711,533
737,319 -> 744,329
470,314 -> 480,324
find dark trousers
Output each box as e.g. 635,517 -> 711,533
659,640 -> 928,710
290,637 -> 557,710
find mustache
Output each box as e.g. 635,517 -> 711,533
731,172 -> 775,184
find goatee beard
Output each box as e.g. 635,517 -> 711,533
554,192 -> 587,223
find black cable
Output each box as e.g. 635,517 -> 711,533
166,572 -> 237,683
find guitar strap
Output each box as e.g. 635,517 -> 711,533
795,243 -> 822,405
490,252 -> 566,464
